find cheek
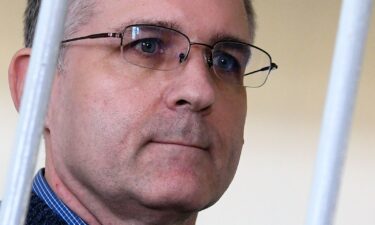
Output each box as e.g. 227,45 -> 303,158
50,72 -> 121,160
67,82 -> 137,151
49,78 -> 144,193
56,65 -> 165,165
210,91 -> 246,185
53,45 -> 167,162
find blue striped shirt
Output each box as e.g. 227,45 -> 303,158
32,169 -> 88,225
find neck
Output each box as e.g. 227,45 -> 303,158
44,155 -> 198,225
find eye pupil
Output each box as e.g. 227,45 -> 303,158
214,53 -> 236,72
219,58 -> 228,66
141,41 -> 156,53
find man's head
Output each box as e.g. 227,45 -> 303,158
11,0 -> 255,224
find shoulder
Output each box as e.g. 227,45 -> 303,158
0,198 -> 66,225
26,191 -> 67,225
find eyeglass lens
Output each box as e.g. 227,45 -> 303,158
120,25 -> 272,87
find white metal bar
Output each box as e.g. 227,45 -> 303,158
0,1 -> 68,225
306,0 -> 373,225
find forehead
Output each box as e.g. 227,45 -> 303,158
83,0 -> 251,42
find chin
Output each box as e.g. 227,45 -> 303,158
142,194 -> 216,213
136,175 -> 225,213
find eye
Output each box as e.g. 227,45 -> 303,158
212,51 -> 241,73
133,38 -> 163,55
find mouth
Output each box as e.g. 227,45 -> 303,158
150,140 -> 210,152
141,114 -> 213,153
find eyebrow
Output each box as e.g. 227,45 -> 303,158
111,20 -> 250,45
112,19 -> 183,33
209,33 -> 250,45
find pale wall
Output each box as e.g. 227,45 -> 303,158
0,1 -> 374,225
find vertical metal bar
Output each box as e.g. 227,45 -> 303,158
306,1 -> 373,225
0,1 -> 68,225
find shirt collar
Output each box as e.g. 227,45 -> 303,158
32,169 -> 88,225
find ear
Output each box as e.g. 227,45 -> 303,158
8,48 -> 31,112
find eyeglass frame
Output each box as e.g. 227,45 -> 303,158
61,23 -> 278,88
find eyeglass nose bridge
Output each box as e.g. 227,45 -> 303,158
178,42 -> 215,67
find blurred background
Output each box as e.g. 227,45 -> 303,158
1,1 -> 374,224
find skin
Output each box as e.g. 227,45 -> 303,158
9,0 -> 250,224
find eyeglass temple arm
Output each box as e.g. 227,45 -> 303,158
245,62 -> 278,76
61,32 -> 123,44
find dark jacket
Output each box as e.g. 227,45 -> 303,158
25,191 -> 67,225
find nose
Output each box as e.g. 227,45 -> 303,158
163,48 -> 216,114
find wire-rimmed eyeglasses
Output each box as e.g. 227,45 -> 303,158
62,24 -> 278,88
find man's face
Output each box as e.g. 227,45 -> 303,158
47,0 -> 249,213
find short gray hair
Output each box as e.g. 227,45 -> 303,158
24,0 -> 96,48
24,0 -> 96,71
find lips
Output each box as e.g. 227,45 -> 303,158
139,112 -> 214,153
145,123 -> 212,152
150,139 -> 210,151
